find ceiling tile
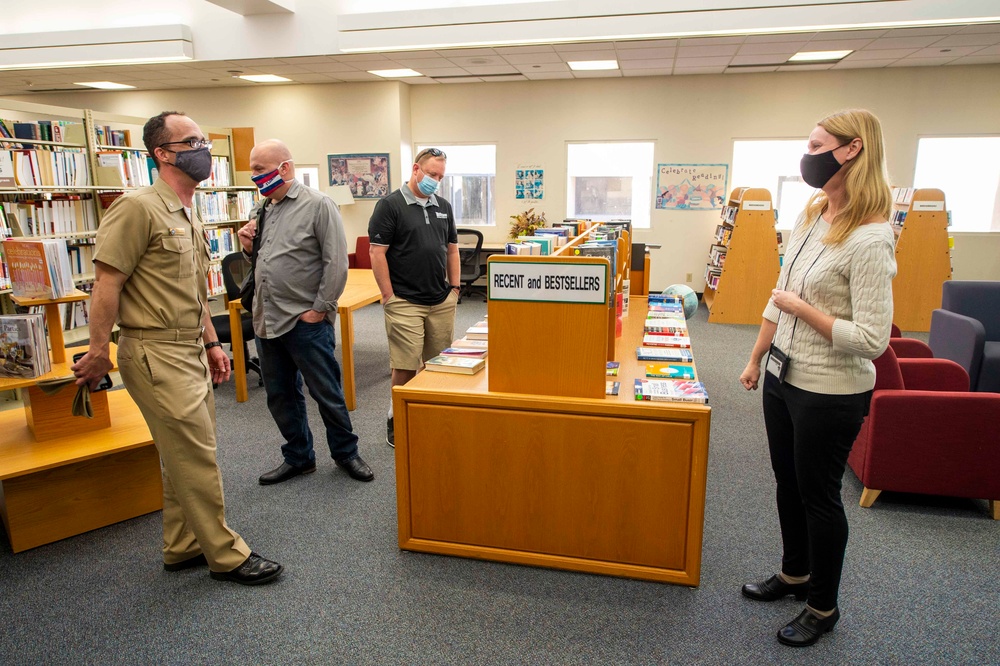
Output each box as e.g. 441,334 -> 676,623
930,33 -> 1000,47
672,66 -> 727,75
679,36 -> 746,46
744,33 -> 816,44
552,42 -> 616,53
973,44 -> 1000,55
390,57 -> 457,68
513,62 -> 570,73
864,36 -> 939,49
948,55 -> 1000,65
400,77 -> 439,85
380,50 -> 446,59
486,75 -> 528,82
447,55 -> 509,67
846,48 -> 917,60
811,29 -> 886,41
622,68 -> 673,77
832,58 -> 897,69
333,71 -> 384,81
724,66 -> 779,74
884,26 -> 962,37
619,59 -> 675,70
572,69 -> 622,78
956,23 -> 1000,35
676,44 -> 740,58
436,48 -> 499,57
332,54 -> 393,64
615,47 -> 676,60
302,63 -> 359,73
436,77 -> 483,84
557,51 -> 622,63
501,52 -> 565,65
493,45 -> 557,55
255,65 -> 313,74
802,39 -> 876,51
730,54 -> 789,66
911,46 -> 982,58
737,42 -> 806,55
413,67 -> 471,77
776,63 -> 835,71
278,56 -> 337,64
523,71 -> 574,80
336,60 -> 402,71
674,56 -> 734,68
288,73 -> 340,83
888,57 -> 958,67
462,65 -> 520,75
615,39 -> 678,49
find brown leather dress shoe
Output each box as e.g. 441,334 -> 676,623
258,461 -> 316,485
209,553 -> 283,586
164,553 -> 207,572
336,455 -> 374,482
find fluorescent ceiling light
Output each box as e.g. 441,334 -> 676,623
238,74 -> 292,82
74,81 -> 137,90
369,68 -> 423,78
787,50 -> 853,62
0,25 -> 193,71
567,60 -> 619,71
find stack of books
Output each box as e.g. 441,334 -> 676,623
634,379 -> 708,404
0,313 -> 50,378
424,355 -> 486,375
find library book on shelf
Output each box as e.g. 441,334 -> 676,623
0,312 -> 49,379
633,378 -> 709,404
424,355 -> 486,375
3,237 -> 74,299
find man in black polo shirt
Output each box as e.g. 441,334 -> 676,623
369,148 -> 460,447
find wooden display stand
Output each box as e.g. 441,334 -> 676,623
702,187 -> 781,325
892,188 -> 952,332
0,293 -> 160,552
393,296 -> 711,585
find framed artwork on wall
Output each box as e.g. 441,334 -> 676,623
328,153 -> 390,199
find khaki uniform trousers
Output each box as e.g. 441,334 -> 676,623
117,335 -> 251,572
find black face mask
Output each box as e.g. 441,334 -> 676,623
169,147 -> 214,183
799,146 -> 846,189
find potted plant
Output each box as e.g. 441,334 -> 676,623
508,208 -> 547,239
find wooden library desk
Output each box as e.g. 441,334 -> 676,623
228,268 -> 382,409
392,298 -> 711,585
0,389 -> 161,553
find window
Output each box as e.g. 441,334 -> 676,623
567,142 -> 653,228
415,144 -> 496,226
914,137 -> 1000,232
731,139 -> 811,230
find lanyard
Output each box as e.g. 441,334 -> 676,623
779,220 -> 826,347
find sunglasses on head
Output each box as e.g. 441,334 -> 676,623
415,148 -> 446,162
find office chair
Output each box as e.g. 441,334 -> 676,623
456,228 -> 485,304
211,252 -> 263,386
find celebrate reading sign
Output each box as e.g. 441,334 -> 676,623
488,260 -> 608,304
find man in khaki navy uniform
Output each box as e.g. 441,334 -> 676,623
72,111 -> 282,586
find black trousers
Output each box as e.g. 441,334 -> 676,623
761,371 -> 872,611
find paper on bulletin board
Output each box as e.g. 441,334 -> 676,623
656,163 -> 728,211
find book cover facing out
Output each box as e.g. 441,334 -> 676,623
3,239 -> 53,299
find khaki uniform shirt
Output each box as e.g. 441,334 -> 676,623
94,178 -> 209,330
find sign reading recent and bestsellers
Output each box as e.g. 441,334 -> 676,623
488,260 -> 608,304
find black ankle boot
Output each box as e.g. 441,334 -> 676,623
741,574 -> 809,602
777,607 -> 840,647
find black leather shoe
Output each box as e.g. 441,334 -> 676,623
337,455 -> 374,482
742,574 -> 809,602
258,461 -> 316,485
777,607 -> 840,647
209,552 -> 283,586
387,417 -> 394,448
163,553 -> 207,572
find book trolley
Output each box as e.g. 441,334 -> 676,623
392,229 -> 712,586
0,292 -> 159,553
890,188 -> 952,332
702,187 -> 781,325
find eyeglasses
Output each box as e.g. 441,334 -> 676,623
415,147 -> 446,162
159,138 -> 214,150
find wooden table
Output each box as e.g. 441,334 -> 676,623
392,297 -> 711,585
0,389 -> 161,552
229,269 -> 382,409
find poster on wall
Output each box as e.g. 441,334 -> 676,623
515,167 -> 544,200
328,153 -> 390,199
655,163 -> 728,211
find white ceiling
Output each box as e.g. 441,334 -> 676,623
1,14 -> 998,95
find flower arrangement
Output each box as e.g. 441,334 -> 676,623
508,208 -> 547,239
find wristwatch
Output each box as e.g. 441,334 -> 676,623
451,285 -> 461,291
204,341 -> 224,350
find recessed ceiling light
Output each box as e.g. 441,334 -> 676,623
368,68 -> 423,78
238,74 -> 292,83
787,50 -> 853,62
567,60 -> 619,71
74,81 -> 136,90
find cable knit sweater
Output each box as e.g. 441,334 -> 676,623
762,213 -> 897,395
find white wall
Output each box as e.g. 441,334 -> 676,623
10,63 -> 1000,287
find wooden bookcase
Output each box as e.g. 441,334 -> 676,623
702,187 -> 780,325
891,188 -> 951,332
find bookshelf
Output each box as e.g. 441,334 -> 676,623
890,187 -> 952,332
702,187 -> 781,325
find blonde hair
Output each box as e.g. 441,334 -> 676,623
803,109 -> 893,245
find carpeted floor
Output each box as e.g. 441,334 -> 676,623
1,296 -> 997,665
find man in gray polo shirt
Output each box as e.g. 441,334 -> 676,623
237,139 -> 373,485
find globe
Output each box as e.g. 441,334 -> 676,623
662,284 -> 699,319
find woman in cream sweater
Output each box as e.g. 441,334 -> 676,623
739,109 -> 896,648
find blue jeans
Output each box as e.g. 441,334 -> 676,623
258,318 -> 359,467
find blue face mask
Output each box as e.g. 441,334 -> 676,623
417,171 -> 439,196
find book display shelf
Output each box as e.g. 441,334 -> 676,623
702,187 -> 781,325
0,290 -> 159,553
890,188 -> 952,332
393,233 -> 712,586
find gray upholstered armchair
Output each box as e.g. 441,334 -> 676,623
928,281 -> 1000,393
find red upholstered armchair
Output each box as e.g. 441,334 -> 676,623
847,346 -> 1000,519
888,322 -> 934,358
348,236 -> 372,269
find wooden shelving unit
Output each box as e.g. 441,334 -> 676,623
702,187 -> 780,325
891,188 -> 952,332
